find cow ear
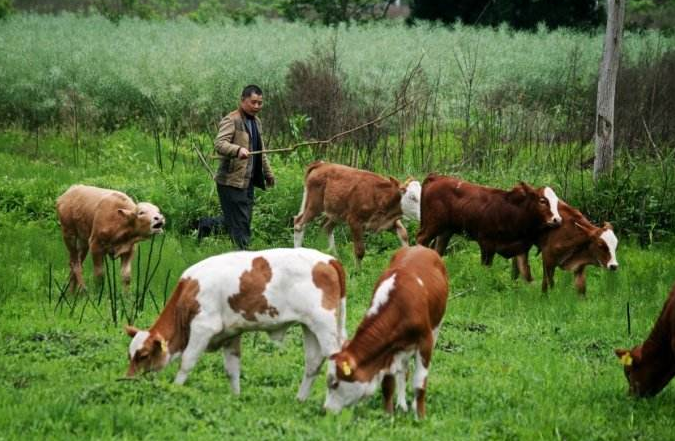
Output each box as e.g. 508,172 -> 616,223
117,208 -> 135,219
603,222 -> 614,231
389,176 -> 401,187
574,221 -> 594,236
124,325 -> 139,338
518,181 -> 536,194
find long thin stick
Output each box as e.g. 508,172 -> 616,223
192,142 -> 216,180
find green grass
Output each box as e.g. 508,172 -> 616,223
1,129 -> 675,440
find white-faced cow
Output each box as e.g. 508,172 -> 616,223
293,161 -> 421,264
512,200 -> 619,294
125,248 -> 347,401
615,282 -> 675,397
56,185 -> 165,292
416,174 -> 562,265
323,245 -> 448,419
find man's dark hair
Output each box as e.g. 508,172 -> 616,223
241,84 -> 263,99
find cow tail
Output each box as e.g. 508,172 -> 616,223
296,161 -> 324,219
329,259 -> 347,345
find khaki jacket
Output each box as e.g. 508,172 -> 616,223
214,109 -> 274,189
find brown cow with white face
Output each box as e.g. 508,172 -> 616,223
416,174 -> 562,265
293,161 -> 420,264
615,283 -> 675,397
323,246 -> 448,419
512,200 -> 619,294
56,185 -> 165,291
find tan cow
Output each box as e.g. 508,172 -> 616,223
56,185 -> 165,292
293,161 -> 421,263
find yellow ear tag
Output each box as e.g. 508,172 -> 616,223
160,339 -> 168,354
341,361 -> 352,376
620,352 -> 633,367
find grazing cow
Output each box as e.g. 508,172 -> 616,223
293,161 -> 421,263
615,282 -> 675,397
56,185 -> 165,292
416,174 -> 562,265
323,246 -> 448,419
125,248 -> 347,401
512,201 -> 619,294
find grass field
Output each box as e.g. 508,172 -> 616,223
1,129 -> 674,440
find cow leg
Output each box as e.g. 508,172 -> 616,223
322,219 -> 337,253
394,220 -> 409,246
222,335 -> 242,395
62,232 -> 84,292
381,374 -> 396,414
119,248 -> 134,291
89,242 -> 105,290
542,255 -> 556,293
349,224 -> 366,266
175,327 -> 212,385
416,225 -> 440,248
480,247 -> 496,266
512,253 -> 533,282
395,369 -> 409,412
434,233 -> 451,256
293,191 -> 323,248
574,266 -> 587,296
297,325 -> 324,401
411,334 -> 433,420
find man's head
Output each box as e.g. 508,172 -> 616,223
240,84 -> 263,116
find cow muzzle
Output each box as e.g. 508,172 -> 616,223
608,263 -> 619,271
548,216 -> 562,227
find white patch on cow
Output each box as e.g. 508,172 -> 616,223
600,230 -> 619,268
416,277 -> 424,287
400,180 -> 421,222
323,360 -> 381,413
367,274 -> 396,317
128,330 -> 150,358
544,187 -> 562,224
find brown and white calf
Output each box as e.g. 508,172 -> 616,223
125,248 -> 347,401
416,174 -> 562,265
615,282 -> 675,397
512,201 -> 619,294
323,245 -> 448,419
56,185 -> 165,292
293,161 -> 421,263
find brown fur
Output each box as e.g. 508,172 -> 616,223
125,277 -> 201,375
313,261 -> 342,310
615,283 -> 675,397
228,257 -> 278,321
331,246 -> 448,418
513,201 -> 617,294
416,174 -> 559,265
294,161 -> 407,262
56,185 -> 164,292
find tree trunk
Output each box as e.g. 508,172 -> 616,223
594,0 -> 626,181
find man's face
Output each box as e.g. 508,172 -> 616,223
241,93 -> 263,116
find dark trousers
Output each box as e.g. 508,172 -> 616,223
198,183 -> 254,249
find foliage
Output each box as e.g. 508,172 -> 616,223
409,0 -> 603,30
0,0 -> 12,19
278,0 -> 389,25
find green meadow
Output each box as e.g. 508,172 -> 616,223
1,128 -> 674,441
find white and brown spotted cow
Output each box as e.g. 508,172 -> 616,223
125,248 -> 347,401
323,245 -> 448,419
56,185 -> 165,292
293,161 -> 421,264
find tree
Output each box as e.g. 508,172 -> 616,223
279,0 -> 389,25
594,0 -> 626,180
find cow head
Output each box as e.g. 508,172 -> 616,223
575,222 -> 619,270
124,325 -> 171,377
118,202 -> 165,236
323,352 -> 379,413
399,178 -> 421,222
614,347 -> 675,397
512,182 -> 562,227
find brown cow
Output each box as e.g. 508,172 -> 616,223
512,201 -> 619,294
293,161 -> 420,263
615,282 -> 675,397
416,174 -> 562,265
323,245 -> 448,419
56,185 -> 165,292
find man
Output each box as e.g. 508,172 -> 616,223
199,84 -> 275,249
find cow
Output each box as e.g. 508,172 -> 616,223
293,161 -> 421,264
416,174 -> 562,265
615,282 -> 675,397
124,247 -> 347,401
511,200 -> 619,294
323,245 -> 448,419
56,185 -> 165,292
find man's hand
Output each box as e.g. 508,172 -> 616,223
237,148 -> 250,159
266,176 -> 275,188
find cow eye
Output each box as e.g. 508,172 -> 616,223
139,210 -> 145,215
539,197 -> 548,204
